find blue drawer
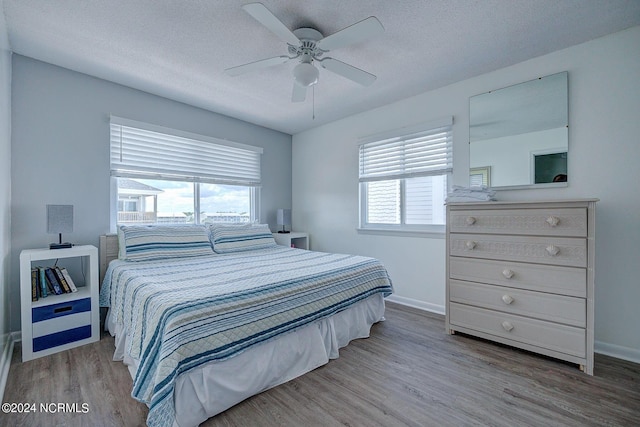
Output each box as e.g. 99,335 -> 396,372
33,325 -> 92,352
32,298 -> 91,323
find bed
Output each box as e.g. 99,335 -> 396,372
99,224 -> 393,427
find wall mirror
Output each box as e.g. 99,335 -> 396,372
469,71 -> 568,189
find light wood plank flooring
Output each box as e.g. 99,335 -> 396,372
3,302 -> 639,426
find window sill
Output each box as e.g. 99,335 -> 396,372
356,227 -> 445,239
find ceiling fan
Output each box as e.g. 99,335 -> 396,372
225,2 -> 384,102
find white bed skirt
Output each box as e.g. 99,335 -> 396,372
106,293 -> 386,427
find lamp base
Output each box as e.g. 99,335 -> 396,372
277,231 -> 290,234
50,242 -> 73,249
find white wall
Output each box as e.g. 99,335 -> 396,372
293,26 -> 640,361
0,0 -> 12,398
470,127 -> 567,186
9,56 -> 292,332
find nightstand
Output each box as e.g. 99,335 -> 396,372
20,245 -> 100,362
272,232 -> 309,250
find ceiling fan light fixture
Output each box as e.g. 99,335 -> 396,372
293,62 -> 319,87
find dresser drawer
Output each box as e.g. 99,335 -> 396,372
449,208 -> 587,237
449,303 -> 586,358
449,280 -> 585,327
449,257 -> 586,297
449,234 -> 587,267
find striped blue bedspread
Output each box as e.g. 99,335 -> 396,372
100,246 -> 393,427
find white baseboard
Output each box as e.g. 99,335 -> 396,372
595,340 -> 640,365
385,295 -> 445,315
0,332 -> 15,404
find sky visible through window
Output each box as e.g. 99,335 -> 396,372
130,179 -> 250,216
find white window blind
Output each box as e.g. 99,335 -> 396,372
110,116 -> 263,186
359,118 -> 453,183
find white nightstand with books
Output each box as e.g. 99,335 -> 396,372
273,232 -> 309,250
20,245 -> 100,362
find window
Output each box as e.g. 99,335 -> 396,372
118,199 -> 138,212
359,118 -> 452,232
110,116 -> 262,226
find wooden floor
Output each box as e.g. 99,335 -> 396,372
3,302 -> 639,426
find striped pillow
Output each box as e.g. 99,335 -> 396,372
210,223 -> 276,254
118,225 -> 214,261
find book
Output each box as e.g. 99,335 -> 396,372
54,267 -> 71,293
37,266 -> 48,298
44,268 -> 64,295
37,268 -> 45,299
45,273 -> 55,294
31,267 -> 38,301
59,267 -> 78,292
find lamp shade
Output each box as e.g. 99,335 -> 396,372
292,63 -> 319,87
277,209 -> 291,226
47,204 -> 73,234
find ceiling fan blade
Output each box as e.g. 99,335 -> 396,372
292,82 -> 307,102
242,3 -> 300,46
320,58 -> 376,86
316,16 -> 384,51
224,56 -> 290,76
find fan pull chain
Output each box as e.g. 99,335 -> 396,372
312,85 -> 315,120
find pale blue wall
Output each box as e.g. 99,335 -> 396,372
0,0 -> 12,382
9,55 -> 292,331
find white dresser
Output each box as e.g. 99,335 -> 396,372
445,199 -> 597,374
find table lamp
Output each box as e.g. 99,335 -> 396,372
277,209 -> 291,234
47,204 -> 74,249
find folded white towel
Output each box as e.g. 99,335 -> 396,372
446,185 -> 496,202
446,195 -> 494,203
450,185 -> 495,194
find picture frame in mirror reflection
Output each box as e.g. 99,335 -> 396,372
469,166 -> 490,187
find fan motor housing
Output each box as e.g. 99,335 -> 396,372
288,28 -> 324,57
293,28 -> 323,42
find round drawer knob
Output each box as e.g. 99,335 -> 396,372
502,269 -> 514,279
502,321 -> 514,332
465,241 -> 477,250
546,245 -> 560,256
466,216 -> 476,225
546,216 -> 560,227
502,294 -> 514,305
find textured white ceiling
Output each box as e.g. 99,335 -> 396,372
3,0 -> 640,135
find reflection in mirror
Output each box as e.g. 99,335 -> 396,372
469,72 -> 568,188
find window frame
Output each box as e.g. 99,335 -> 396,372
109,117 -> 262,230
358,118 -> 452,236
